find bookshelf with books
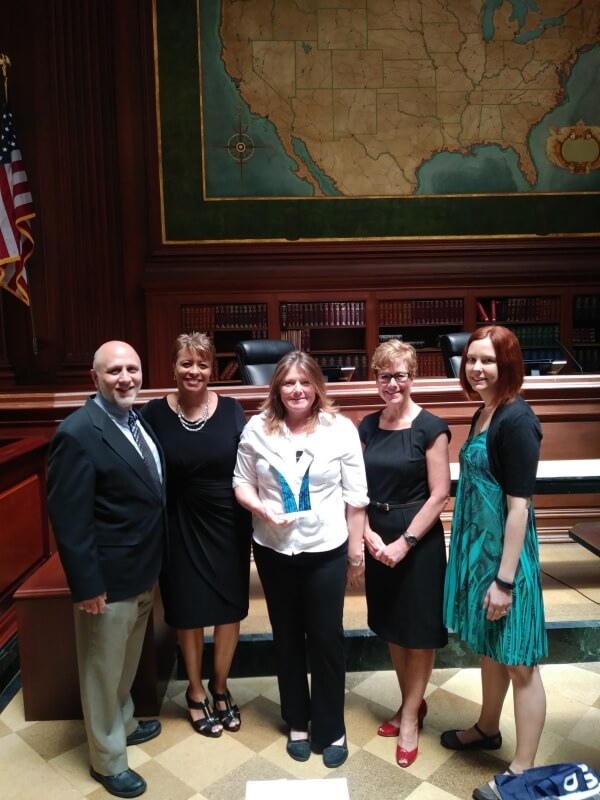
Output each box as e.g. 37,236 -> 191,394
180,302 -> 268,382
144,273 -> 600,388
475,295 -> 562,363
279,300 -> 368,380
377,297 -> 464,377
572,294 -> 600,373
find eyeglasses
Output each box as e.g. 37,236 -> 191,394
377,372 -> 412,384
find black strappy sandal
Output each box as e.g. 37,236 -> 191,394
208,679 -> 241,732
185,688 -> 222,737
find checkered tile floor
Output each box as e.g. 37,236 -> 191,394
1,663 -> 599,800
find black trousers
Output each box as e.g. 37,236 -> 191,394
253,540 -> 348,749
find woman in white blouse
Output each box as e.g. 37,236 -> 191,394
233,351 -> 368,769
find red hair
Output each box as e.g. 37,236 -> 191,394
459,325 -> 524,405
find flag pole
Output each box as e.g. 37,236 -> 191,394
0,54 -> 38,355
0,54 -> 9,102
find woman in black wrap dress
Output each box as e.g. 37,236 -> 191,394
142,333 -> 251,737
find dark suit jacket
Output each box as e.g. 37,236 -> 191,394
47,397 -> 166,602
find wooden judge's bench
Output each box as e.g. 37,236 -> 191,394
1,374 -> 599,718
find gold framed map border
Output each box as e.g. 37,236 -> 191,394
154,0 -> 600,243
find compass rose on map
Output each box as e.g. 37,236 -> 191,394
217,109 -> 271,180
227,132 -> 254,163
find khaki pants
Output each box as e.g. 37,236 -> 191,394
73,590 -> 154,775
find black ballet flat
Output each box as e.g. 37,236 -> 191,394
185,688 -> 222,737
208,678 -> 241,732
441,722 -> 502,751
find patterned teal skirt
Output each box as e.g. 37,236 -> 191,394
444,431 -> 547,666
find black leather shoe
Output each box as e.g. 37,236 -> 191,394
89,767 -> 146,798
126,719 -> 161,746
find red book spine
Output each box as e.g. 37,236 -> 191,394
476,301 -> 490,322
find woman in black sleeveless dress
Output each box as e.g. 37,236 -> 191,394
359,340 -> 450,769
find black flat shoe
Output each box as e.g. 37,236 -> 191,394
286,733 -> 311,762
323,737 -> 348,768
185,688 -> 223,737
126,719 -> 161,746
90,767 -> 146,798
441,722 -> 502,751
472,782 -> 502,800
472,769 -> 516,800
208,678 -> 241,732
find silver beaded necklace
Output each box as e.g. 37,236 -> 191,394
176,401 -> 209,432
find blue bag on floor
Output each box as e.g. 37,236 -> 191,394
496,763 -> 600,799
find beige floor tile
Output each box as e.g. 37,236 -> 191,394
155,729 -> 255,792
544,737 -> 600,771
130,759 -> 197,800
567,707 -> 600,750
1,762 -> 84,800
405,782 -> 465,800
16,718 -> 87,760
0,691 -> 31,732
48,741 -> 99,795
0,732 -> 46,781
544,690 -> 593,738
432,668 -> 484,705
541,663 -> 600,705
350,669 -> 405,710
535,726 -> 569,765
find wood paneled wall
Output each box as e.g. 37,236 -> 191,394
1,0 -> 151,386
0,439 -> 50,647
1,2 -> 598,389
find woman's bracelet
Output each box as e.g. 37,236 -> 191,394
495,575 -> 515,591
348,557 -> 364,568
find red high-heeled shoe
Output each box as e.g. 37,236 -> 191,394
396,742 -> 418,768
377,698 -> 427,737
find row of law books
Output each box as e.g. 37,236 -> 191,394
476,297 -> 560,323
573,327 -> 598,344
509,324 -> 560,347
280,301 -> 365,329
379,299 -> 463,326
573,295 -> 600,324
574,347 -> 600,373
180,303 -> 268,331
378,333 -> 403,342
415,350 -> 445,377
281,329 -> 310,350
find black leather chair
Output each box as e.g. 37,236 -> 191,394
439,332 -> 472,378
234,339 -> 295,385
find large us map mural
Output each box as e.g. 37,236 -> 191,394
202,0 -> 600,198
154,0 -> 600,239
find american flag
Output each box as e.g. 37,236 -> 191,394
0,101 -> 35,306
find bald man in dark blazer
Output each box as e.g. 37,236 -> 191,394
48,341 -> 166,799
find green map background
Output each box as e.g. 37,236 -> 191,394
156,0 -> 600,241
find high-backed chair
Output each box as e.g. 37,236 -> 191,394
438,332 -> 472,378
235,339 -> 295,385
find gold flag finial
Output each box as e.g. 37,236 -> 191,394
0,54 -> 11,102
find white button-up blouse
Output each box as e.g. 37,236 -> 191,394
233,411 -> 369,555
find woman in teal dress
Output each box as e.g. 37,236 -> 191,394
442,325 -> 547,800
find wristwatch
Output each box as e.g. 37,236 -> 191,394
403,532 -> 419,547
